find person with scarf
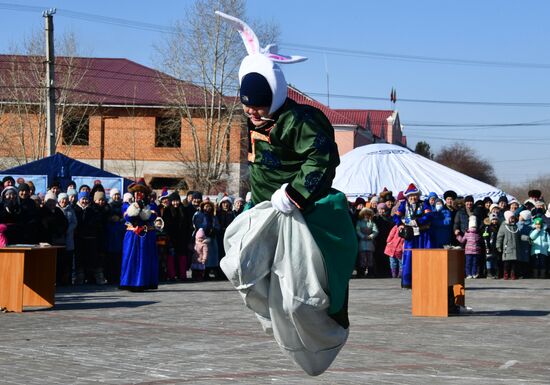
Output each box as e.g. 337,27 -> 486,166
120,179 -> 158,291
393,183 -> 431,288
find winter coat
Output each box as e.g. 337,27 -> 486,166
193,229 -> 209,265
60,204 -> 78,251
40,206 -> 68,246
530,226 -> 550,256
481,223 -> 499,259
162,205 -> 189,254
430,207 -> 453,248
496,222 -> 520,261
517,221 -> 532,262
356,218 -> 378,252
456,228 -> 483,255
384,225 -> 404,259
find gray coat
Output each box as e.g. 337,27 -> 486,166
496,222 -> 519,261
60,204 -> 78,251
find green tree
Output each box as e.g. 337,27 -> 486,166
414,141 -> 434,159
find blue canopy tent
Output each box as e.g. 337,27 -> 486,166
0,153 -> 134,194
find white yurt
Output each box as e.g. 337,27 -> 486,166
333,143 -> 508,201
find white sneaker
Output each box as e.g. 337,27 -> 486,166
466,275 -> 473,279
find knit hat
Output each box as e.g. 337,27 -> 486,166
353,197 -> 366,207
468,215 -> 477,229
483,197 -> 493,205
1,186 -> 18,198
427,192 -> 438,200
519,210 -> 532,221
369,196 -> 379,204
123,192 -> 133,203
17,183 -> 30,192
489,213 -> 498,221
220,196 -> 233,205
168,192 -> 181,202
534,217 -> 544,225
93,191 -> 106,202
464,195 -> 474,203
403,183 -> 420,197
443,190 -> 457,200
489,203 -> 499,212
67,188 -> 77,197
78,191 -> 90,201
498,195 -> 508,204
44,191 -> 57,202
504,210 -> 515,224
528,189 -> 542,199
109,188 -> 120,199
376,202 -> 387,212
57,192 -> 68,203
216,11 -> 305,116
245,191 -> 252,202
192,191 -> 203,200
234,197 -> 244,204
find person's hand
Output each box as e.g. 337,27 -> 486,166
271,183 -> 296,214
454,229 -> 460,236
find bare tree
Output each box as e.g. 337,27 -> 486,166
0,30 -> 97,165
435,142 -> 498,186
155,0 -> 279,193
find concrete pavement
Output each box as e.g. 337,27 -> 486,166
1,278 -> 549,384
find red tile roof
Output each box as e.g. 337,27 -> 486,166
0,55 -> 211,107
334,109 -> 394,137
287,86 -> 358,126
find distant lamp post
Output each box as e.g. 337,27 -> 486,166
100,116 -> 118,170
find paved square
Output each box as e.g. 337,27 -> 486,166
1,278 -> 549,384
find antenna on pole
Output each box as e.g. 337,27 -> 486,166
324,53 -> 330,107
43,8 -> 57,157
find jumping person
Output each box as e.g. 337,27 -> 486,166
216,11 -> 357,376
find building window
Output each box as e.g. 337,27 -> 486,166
62,116 -> 89,145
155,117 -> 181,148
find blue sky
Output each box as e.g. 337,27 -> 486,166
1,0 -> 549,186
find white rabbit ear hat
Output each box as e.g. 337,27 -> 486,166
215,11 -> 306,115
239,54 -> 287,115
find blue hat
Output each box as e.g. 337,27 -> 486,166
78,191 -> 89,200
428,192 -> 438,200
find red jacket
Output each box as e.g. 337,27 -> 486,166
384,225 -> 404,259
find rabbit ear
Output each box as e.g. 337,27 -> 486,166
266,53 -> 308,64
215,11 -> 259,55
263,44 -> 278,54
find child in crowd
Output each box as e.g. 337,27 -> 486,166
457,215 -> 483,278
384,224 -> 404,278
529,217 -> 549,278
481,213 -> 501,278
497,211 -> 520,280
191,228 -> 208,281
355,208 -> 378,277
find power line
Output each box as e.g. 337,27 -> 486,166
281,42 -> 550,70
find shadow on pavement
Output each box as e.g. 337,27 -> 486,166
28,301 -> 157,311
469,309 -> 550,316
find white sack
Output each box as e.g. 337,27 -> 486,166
221,201 -> 348,376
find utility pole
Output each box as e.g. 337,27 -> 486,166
43,8 -> 56,157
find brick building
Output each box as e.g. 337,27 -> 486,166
0,54 -> 406,195
0,55 -> 247,195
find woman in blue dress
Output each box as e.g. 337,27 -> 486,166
119,179 -> 158,291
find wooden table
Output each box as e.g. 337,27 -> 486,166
411,248 -> 465,317
0,246 -> 60,312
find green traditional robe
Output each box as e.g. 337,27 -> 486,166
247,98 -> 357,316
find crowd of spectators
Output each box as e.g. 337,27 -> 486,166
0,174 -> 548,287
